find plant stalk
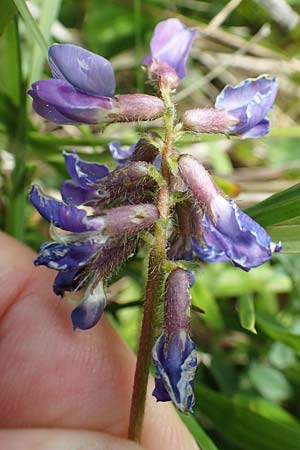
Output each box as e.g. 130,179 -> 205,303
128,87 -> 175,441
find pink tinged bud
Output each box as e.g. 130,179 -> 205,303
178,154 -> 219,206
114,94 -> 165,122
182,108 -> 237,134
102,203 -> 159,236
165,269 -> 192,335
148,59 -> 179,90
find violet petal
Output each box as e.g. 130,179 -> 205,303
196,197 -> 281,271
30,79 -> 113,124
108,141 -> 137,166
63,151 -> 109,188
144,18 -> 197,80
152,331 -> 197,413
29,184 -> 103,232
49,44 -> 116,97
61,180 -> 106,206
34,240 -> 100,270
53,268 -> 81,296
71,279 -> 107,330
29,90 -> 80,124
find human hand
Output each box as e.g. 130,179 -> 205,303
0,232 -> 198,450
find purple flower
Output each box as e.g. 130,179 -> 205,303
152,331 -> 197,413
71,278 -> 107,330
178,154 -> 281,271
215,74 -> 278,138
182,75 -> 277,139
152,269 -> 197,413
29,44 -> 115,124
143,18 -> 197,88
28,44 -> 164,124
30,149 -> 159,329
192,197 -> 282,271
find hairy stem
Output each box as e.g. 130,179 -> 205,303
128,88 -> 175,441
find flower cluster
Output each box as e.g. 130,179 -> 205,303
29,17 -> 281,416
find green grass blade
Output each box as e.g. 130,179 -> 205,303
195,385 -> 300,450
29,0 -> 62,86
180,414 -> 219,450
245,184 -> 300,227
12,0 -> 48,54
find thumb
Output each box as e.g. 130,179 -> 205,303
0,429 -> 146,450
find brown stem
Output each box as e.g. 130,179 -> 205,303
128,87 -> 174,442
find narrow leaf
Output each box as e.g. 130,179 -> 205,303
238,294 -> 257,334
12,0 -> 48,54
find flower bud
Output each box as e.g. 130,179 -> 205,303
115,94 -> 164,122
102,203 -> 159,236
182,108 -> 235,134
147,59 -> 179,91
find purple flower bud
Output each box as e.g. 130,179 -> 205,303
152,269 -> 197,413
179,154 -> 281,270
215,75 -> 278,139
71,278 -> 107,330
143,18 -> 197,85
115,94 -> 164,122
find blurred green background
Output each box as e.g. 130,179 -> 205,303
2,1 -> 300,449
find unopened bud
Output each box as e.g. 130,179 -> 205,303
115,94 -> 165,121
182,108 -> 236,134
165,269 -> 191,335
148,59 -> 179,91
178,154 -> 219,205
102,203 -> 159,236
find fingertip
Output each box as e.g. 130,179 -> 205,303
0,429 -> 145,450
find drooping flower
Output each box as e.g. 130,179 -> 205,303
143,18 -> 197,89
178,154 -> 281,271
152,269 -> 197,413
182,75 -> 277,139
28,44 -> 164,124
29,160 -> 159,329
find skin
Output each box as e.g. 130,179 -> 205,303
0,232 -> 198,450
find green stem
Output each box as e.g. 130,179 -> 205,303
128,89 -> 175,442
